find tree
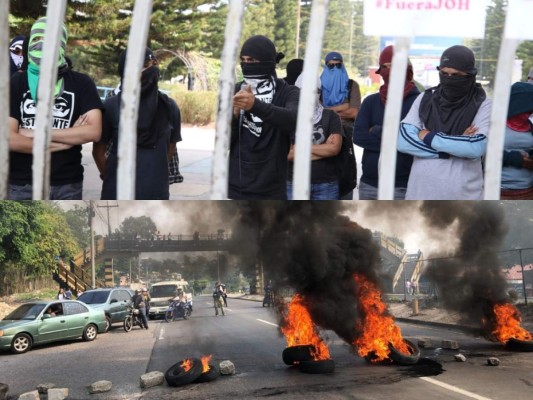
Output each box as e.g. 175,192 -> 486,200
272,0 -> 298,62
62,204 -> 91,250
0,202 -> 79,295
115,216 -> 157,240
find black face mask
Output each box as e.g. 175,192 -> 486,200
141,66 -> 160,95
439,73 -> 476,102
241,61 -> 275,79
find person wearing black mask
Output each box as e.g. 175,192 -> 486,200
397,45 -> 491,200
230,35 -> 300,199
93,47 -> 181,199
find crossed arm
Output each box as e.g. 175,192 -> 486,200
8,108 -> 102,154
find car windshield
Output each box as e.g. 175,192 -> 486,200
150,285 -> 178,297
4,303 -> 47,320
78,291 -> 110,304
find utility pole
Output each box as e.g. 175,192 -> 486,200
89,201 -> 96,288
519,249 -> 528,305
348,5 -> 355,68
295,0 -> 301,58
97,201 -> 118,237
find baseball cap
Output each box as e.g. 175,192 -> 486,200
325,52 -> 343,64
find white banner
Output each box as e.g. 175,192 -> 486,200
505,0 -> 533,39
364,0 -> 487,38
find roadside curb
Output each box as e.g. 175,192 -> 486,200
395,317 -> 480,335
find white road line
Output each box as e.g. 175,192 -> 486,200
159,327 -> 165,340
257,319 -> 279,327
419,377 -> 493,400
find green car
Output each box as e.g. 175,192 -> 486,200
0,300 -> 107,354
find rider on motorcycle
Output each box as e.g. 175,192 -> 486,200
132,289 -> 149,329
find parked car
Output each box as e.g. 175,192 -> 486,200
77,288 -> 134,332
0,300 -> 106,354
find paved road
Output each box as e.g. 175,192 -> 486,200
81,126 -> 365,200
3,297 -> 531,399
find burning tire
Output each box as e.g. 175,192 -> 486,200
505,337 -> 533,352
194,364 -> 220,383
282,345 -> 314,365
364,339 -> 420,365
165,358 -> 203,387
299,359 -> 335,374
388,339 -> 420,365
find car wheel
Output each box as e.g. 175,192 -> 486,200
11,333 -> 32,354
165,358 -> 203,387
299,359 -> 335,374
282,345 -> 314,365
104,316 -> 112,332
124,316 -> 132,332
194,364 -> 219,383
505,337 -> 533,352
83,324 -> 98,341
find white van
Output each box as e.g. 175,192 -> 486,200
148,280 -> 191,319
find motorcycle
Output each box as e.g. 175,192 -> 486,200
124,304 -> 144,331
263,291 -> 274,307
165,299 -> 192,322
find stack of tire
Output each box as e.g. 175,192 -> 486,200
282,345 -> 335,374
165,358 -> 220,387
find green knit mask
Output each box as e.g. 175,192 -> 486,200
27,17 -> 68,101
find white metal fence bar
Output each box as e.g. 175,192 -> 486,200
0,1 -> 9,199
32,0 -> 68,199
377,37 -> 411,200
292,0 -> 330,200
117,0 -> 153,200
211,0 -> 245,200
483,36 -> 521,199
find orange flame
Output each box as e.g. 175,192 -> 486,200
180,358 -> 193,372
280,294 -> 331,361
201,355 -> 213,373
492,303 -> 532,343
353,274 -> 409,362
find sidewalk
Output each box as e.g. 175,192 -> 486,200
82,125 -> 216,200
81,125 -> 364,200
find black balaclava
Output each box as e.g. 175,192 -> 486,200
240,35 -> 278,79
117,47 -> 169,149
285,59 -> 304,85
419,45 -> 486,135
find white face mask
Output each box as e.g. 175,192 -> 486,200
10,51 -> 23,69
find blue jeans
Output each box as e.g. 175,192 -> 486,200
138,307 -> 149,329
287,181 -> 339,200
358,181 -> 407,200
8,182 -> 83,200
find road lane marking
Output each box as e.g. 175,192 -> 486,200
159,327 -> 165,340
257,319 -> 278,327
419,377 -> 493,400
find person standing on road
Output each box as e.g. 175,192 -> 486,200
142,288 -> 151,317
8,17 -> 103,200
397,45 -> 491,200
229,35 -> 299,200
93,47 -> 181,200
132,289 -> 149,329
353,45 -> 420,200
320,51 -> 361,200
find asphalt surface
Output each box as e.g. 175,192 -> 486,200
81,125 -> 365,200
3,296 -> 533,400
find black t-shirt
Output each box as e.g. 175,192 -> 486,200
288,109 -> 341,183
9,70 -> 103,185
99,92 -> 179,200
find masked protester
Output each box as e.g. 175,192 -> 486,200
397,45 -> 491,200
9,35 -> 25,76
353,45 -> 420,200
93,47 -> 181,200
500,82 -> 533,199
229,35 -> 299,200
8,17 -> 103,200
283,58 -> 304,86
320,52 -> 361,199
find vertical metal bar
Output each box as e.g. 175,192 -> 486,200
32,0 -> 68,199
377,36 -> 411,200
117,0 -> 153,200
0,1 -> 9,199
483,38 -> 521,200
211,0 -> 245,200
292,0 -> 329,200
